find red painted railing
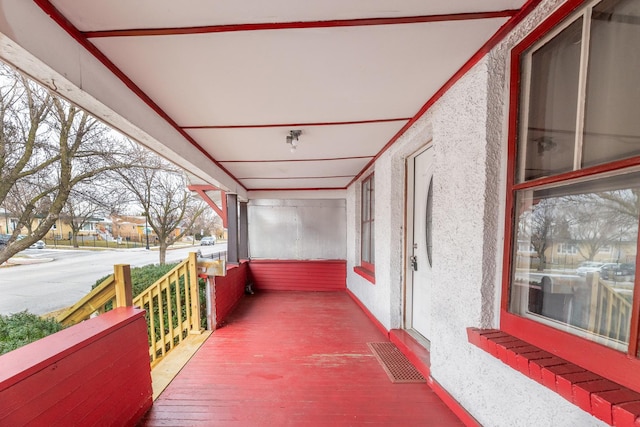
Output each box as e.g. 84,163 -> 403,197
0,308 -> 152,426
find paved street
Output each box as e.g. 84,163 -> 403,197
0,243 -> 227,316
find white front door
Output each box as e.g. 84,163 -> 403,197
406,145 -> 434,341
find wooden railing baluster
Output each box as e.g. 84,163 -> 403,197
56,252 -> 226,367
588,277 -> 632,345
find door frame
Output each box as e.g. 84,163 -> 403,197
403,142 -> 433,331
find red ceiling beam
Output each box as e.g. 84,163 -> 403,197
221,156 -> 373,164
238,175 -> 354,180
182,117 -> 410,129
188,185 -> 227,228
83,10 -> 520,38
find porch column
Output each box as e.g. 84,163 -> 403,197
239,201 -> 248,260
227,193 -> 239,264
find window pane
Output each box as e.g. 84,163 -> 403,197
362,180 -> 370,221
370,220 -> 375,265
582,0 -> 640,167
519,18 -> 583,181
362,222 -> 371,263
370,177 -> 375,216
509,172 -> 638,351
361,174 -> 375,267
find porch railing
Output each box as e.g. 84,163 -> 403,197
588,276 -> 632,343
134,253 -> 201,366
56,252 -> 226,367
57,264 -> 133,326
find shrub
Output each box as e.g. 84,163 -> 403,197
93,263 -> 179,297
93,263 -> 208,357
0,311 -> 64,355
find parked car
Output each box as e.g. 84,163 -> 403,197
600,263 -> 635,280
200,236 -> 216,246
30,240 -> 46,249
0,234 -> 10,247
576,261 -> 606,276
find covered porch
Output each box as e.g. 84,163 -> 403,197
5,0 -> 640,425
142,290 -> 464,426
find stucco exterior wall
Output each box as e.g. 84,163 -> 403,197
345,0 -> 607,425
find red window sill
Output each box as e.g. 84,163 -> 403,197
354,266 -> 375,284
467,328 -> 640,426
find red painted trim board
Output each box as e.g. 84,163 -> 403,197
239,174 -> 354,180
345,288 -> 388,338
247,187 -> 347,192
221,155 -> 373,163
428,377 -> 482,427
183,117 -> 410,129
629,242 -> 640,356
187,185 -> 227,228
353,266 -> 375,284
389,328 -> 430,379
83,11 -> 519,38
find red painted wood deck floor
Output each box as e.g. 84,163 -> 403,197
142,291 -> 464,426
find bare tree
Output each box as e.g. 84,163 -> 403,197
191,209 -> 223,240
60,175 -> 129,247
518,198 -> 557,271
63,193 -> 101,247
0,63 -> 141,263
116,148 -> 206,264
563,190 -> 639,261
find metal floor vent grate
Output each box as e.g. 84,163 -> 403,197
368,342 -> 426,383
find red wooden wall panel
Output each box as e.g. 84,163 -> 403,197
249,259 -> 346,291
214,261 -> 248,326
0,308 -> 152,426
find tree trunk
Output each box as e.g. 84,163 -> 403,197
159,242 -> 168,265
537,253 -> 547,271
72,232 -> 79,248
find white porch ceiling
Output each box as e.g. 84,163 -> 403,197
21,0 -> 529,193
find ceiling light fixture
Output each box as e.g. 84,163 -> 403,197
286,130 -> 302,153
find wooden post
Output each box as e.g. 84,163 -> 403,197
206,276 -> 216,331
188,252 -> 203,334
227,193 -> 239,264
114,264 -> 133,307
239,201 -> 248,260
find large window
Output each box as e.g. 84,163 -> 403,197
361,173 -> 375,274
505,0 -> 640,387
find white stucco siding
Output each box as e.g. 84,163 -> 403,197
423,59 -> 602,427
429,60 -> 492,337
346,166 -> 393,330
346,116 -> 435,331
345,0 -> 608,424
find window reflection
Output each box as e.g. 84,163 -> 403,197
519,18 -> 583,181
583,0 -> 640,167
510,173 -> 639,350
